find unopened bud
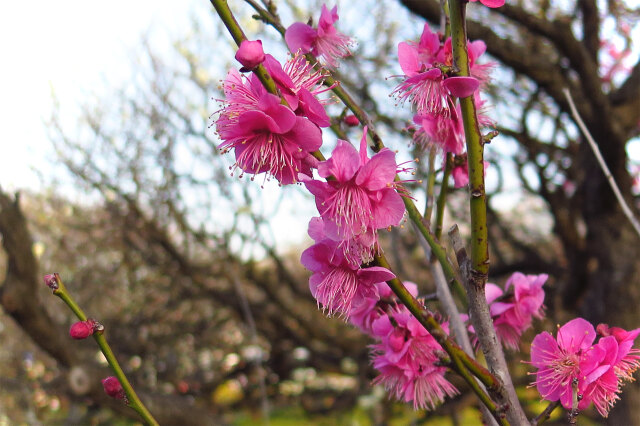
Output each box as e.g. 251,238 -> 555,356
344,114 -> 360,127
102,376 -> 125,400
43,274 -> 59,290
69,319 -> 100,339
235,40 -> 265,71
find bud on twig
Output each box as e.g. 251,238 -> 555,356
69,319 -> 102,339
102,376 -> 127,402
344,114 -> 359,126
43,274 -> 59,291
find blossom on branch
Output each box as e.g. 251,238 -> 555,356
393,24 -> 489,118
350,281 -> 419,334
530,318 -> 640,418
285,4 -> 353,68
303,130 -> 405,262
300,224 -> 395,317
371,309 -> 458,410
215,69 -> 323,185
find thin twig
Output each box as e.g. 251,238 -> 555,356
568,377 -> 579,424
563,88 -> 640,239
48,274 -> 159,426
531,400 -> 560,425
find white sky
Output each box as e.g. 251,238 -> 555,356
0,0 -> 200,191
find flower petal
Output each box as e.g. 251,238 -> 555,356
285,22 -> 317,54
356,148 -> 397,190
443,76 -> 480,98
319,140 -> 360,181
558,318 -> 596,352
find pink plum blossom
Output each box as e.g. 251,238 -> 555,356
234,40 -> 265,70
451,162 -> 469,188
216,84 -> 322,185
300,236 -> 395,317
350,281 -> 418,334
393,24 -> 488,117
263,54 -> 331,128
413,110 -> 465,154
462,273 -> 547,349
597,323 -> 640,383
530,318 -> 601,411
303,129 -> 405,261
285,4 -> 353,68
371,309 -> 458,410
487,273 -> 547,349
530,318 -> 640,418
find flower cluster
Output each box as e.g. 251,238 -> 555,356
396,23 -> 494,189
461,272 -> 547,350
371,308 -> 458,410
212,3 -> 640,420
349,281 -> 458,409
530,318 -> 640,417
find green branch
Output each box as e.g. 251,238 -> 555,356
435,153 -> 453,241
49,274 -> 158,426
210,0 -> 279,96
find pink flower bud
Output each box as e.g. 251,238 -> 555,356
344,114 -> 359,127
235,40 -> 265,70
69,319 -> 98,339
102,376 -> 125,400
43,274 -> 59,290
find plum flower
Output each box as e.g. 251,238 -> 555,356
530,318 -> 601,411
285,4 -> 353,68
350,281 -> 418,334
303,129 -> 405,261
216,74 -> 322,185
371,309 -> 458,410
413,110 -> 465,154
596,323 -> 640,383
263,54 -> 331,128
531,319 -> 640,418
393,24 -> 481,117
484,273 -> 547,349
300,235 -> 395,317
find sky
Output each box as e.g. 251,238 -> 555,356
0,0 -> 200,191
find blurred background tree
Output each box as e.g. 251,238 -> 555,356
1,0 -> 639,424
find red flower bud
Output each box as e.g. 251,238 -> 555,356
102,376 -> 125,400
344,114 -> 359,127
44,274 -> 59,290
69,320 -> 98,339
235,40 -> 265,71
